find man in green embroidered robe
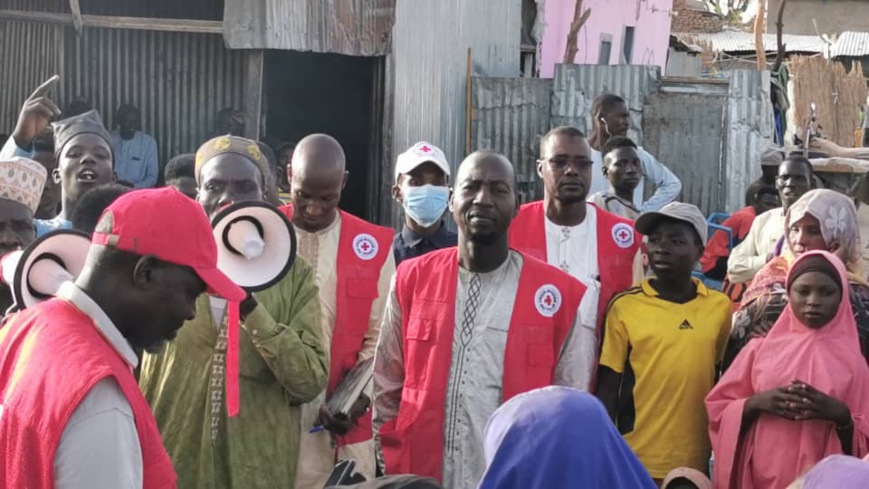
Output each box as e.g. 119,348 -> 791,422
139,135 -> 328,489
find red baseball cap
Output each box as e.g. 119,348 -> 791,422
91,187 -> 246,302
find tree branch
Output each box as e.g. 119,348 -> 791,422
773,0 -> 788,72
563,0 -> 592,64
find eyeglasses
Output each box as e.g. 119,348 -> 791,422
539,156 -> 594,170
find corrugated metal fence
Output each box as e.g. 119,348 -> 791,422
0,21 -> 63,138
387,0 -> 520,226
472,77 -> 551,203
0,20 -> 249,167
471,64 -> 774,214
64,27 -> 248,163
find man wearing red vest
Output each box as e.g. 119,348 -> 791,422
509,126 -> 642,335
374,150 -> 593,487
281,134 -> 395,488
0,187 -> 245,488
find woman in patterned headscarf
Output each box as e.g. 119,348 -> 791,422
723,189 -> 869,370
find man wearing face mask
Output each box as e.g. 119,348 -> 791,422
279,134 -> 395,488
392,142 -> 457,265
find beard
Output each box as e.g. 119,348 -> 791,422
556,192 -> 587,204
466,230 -> 502,246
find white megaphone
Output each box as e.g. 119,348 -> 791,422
0,229 -> 91,310
211,201 -> 296,292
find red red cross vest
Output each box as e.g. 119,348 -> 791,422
279,205 -> 392,445
509,201 -> 639,331
379,248 -> 586,481
0,299 -> 177,488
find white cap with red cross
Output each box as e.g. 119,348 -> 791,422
394,142 -> 451,183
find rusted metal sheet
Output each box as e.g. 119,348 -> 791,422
223,0 -> 395,56
471,77 -> 552,203
62,26 -> 248,165
0,21 -> 64,138
723,69 -> 774,212
551,64 -> 661,142
643,83 -> 728,215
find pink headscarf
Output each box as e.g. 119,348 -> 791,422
707,250 -> 869,489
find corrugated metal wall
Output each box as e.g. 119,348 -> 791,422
2,0 -> 223,19
0,21 -> 63,137
550,64 -> 661,142
387,0 -> 521,226
470,66 -> 775,216
723,70 -> 774,212
643,83 -> 728,215
63,27 -> 248,164
0,21 -> 249,166
223,0 -> 395,56
471,77 -> 552,203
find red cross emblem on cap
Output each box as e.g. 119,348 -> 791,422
419,145 -> 432,153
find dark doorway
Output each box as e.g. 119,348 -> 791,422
264,50 -> 382,220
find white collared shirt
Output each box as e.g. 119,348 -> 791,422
53,282 -> 143,489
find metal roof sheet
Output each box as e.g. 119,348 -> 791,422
676,30 -> 826,54
830,31 -> 869,57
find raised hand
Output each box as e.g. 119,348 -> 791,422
13,75 -> 62,150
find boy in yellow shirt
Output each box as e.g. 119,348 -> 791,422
596,202 -> 731,484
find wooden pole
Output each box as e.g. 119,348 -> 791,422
465,48 -> 473,155
69,0 -> 82,34
754,0 -> 767,70
0,10 -> 223,34
243,50 -> 264,141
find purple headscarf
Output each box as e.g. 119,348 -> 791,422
800,455 -> 869,488
477,386 -> 656,489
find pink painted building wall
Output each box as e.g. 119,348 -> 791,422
537,0 -> 674,78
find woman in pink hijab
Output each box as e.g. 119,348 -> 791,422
706,250 -> 869,489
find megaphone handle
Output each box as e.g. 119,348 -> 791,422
226,301 -> 240,418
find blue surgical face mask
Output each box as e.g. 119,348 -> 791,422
402,184 -> 450,228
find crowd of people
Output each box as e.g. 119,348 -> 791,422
1,73 -> 869,489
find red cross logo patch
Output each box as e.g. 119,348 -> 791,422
611,222 -> 635,249
534,284 -> 562,318
352,233 -> 379,261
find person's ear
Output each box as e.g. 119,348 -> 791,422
342,171 -> 349,190
132,255 -> 160,290
112,171 -> 117,183
52,168 -> 61,185
536,159 -> 544,179
392,183 -> 403,203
